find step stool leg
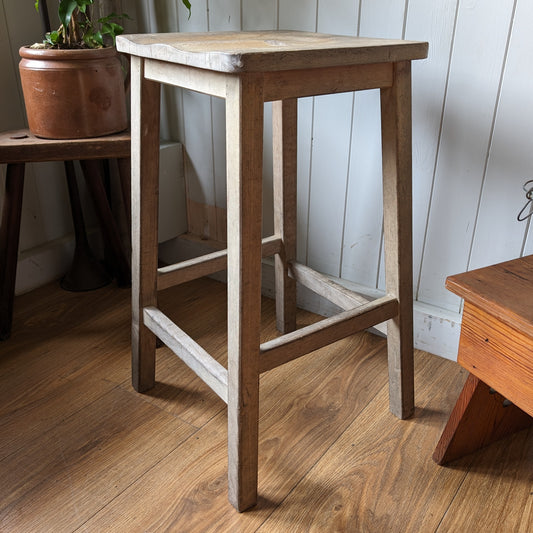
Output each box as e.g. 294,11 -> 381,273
272,99 -> 297,334
380,61 -> 415,419
226,74 -> 264,512
433,373 -> 533,465
0,163 -> 25,340
130,56 -> 161,392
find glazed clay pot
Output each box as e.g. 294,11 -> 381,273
19,46 -> 128,139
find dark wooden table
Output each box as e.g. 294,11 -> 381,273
0,129 -> 131,340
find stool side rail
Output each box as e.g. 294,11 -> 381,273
157,235 -> 282,290
144,59 -> 393,103
289,261 -> 387,335
262,63 -> 393,101
259,294 -> 398,373
143,306 -> 229,403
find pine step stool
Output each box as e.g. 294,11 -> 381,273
433,255 -> 533,465
117,30 -> 428,511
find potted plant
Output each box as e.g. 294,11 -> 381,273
18,0 -> 192,139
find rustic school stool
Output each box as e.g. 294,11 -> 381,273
433,256 -> 533,465
0,129 -> 131,340
117,30 -> 428,511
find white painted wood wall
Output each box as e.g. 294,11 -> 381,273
2,0 -> 533,359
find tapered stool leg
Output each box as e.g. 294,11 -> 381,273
130,56 -> 161,392
272,99 -> 297,334
380,61 -> 415,420
226,74 -> 264,512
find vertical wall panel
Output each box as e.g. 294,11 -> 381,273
208,0 -> 241,31
208,0 -> 241,221
470,0 -> 533,268
307,92 -> 354,275
418,0 -> 515,311
178,0 -> 217,238
306,0 -> 359,276
317,0 -> 358,36
402,0 -> 458,289
278,0 -> 318,261
279,0 -> 317,32
341,0 -> 406,287
242,0 -> 277,30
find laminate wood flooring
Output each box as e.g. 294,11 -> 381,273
0,278 -> 531,532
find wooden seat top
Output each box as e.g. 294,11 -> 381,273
116,30 -> 428,73
0,129 -> 130,164
446,255 -> 533,338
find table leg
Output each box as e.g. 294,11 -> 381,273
272,99 -> 297,334
117,157 -> 131,240
80,159 -> 130,287
226,73 -> 264,512
130,56 -> 161,392
0,163 -> 25,340
380,61 -> 415,419
61,160 -> 111,291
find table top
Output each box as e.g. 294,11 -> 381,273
446,255 -> 533,337
0,129 -> 130,163
116,30 -> 428,73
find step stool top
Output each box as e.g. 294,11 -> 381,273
116,30 -> 428,73
446,255 -> 533,338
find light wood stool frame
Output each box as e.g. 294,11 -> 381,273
119,31 -> 428,511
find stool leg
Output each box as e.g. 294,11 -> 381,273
380,61 -> 415,419
226,74 -> 264,512
0,163 -> 25,340
130,56 -> 161,392
272,99 -> 297,334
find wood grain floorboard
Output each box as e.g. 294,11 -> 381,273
0,387 -> 195,532
82,323 -> 390,531
1,278 -> 531,532
257,352 -> 470,532
435,425 -> 533,532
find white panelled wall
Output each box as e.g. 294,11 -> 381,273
2,0 -> 533,360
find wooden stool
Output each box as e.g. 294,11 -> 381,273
117,30 -> 428,511
433,256 -> 533,465
0,129 -> 131,340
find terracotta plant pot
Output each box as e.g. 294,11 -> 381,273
19,46 -> 128,139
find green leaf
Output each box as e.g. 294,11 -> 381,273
58,0 -> 80,29
181,0 -> 192,17
44,30 -> 61,46
35,1 -> 39,13
77,0 -> 94,15
82,27 -> 103,48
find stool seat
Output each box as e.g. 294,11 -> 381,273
118,30 -> 428,511
0,129 -> 131,340
433,256 -> 533,465
117,30 -> 427,72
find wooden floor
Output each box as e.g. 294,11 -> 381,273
0,278 -> 532,532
